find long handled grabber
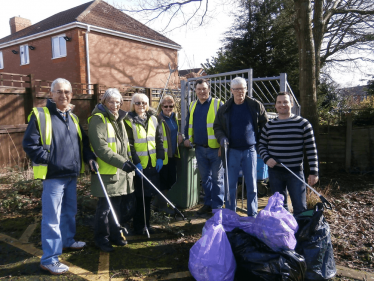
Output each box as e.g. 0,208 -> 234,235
141,176 -> 150,238
274,160 -> 333,210
92,164 -> 128,241
129,162 -> 186,221
224,139 -> 231,206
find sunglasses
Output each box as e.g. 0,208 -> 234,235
163,105 -> 174,108
134,101 -> 147,106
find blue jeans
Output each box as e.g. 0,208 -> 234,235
41,177 -> 78,265
268,168 -> 307,215
195,146 -> 224,209
226,147 -> 257,216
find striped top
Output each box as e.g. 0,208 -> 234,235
258,114 -> 318,175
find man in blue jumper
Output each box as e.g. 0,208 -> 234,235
184,79 -> 224,214
23,78 -> 96,275
213,77 -> 268,216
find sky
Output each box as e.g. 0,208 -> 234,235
0,0 -> 371,88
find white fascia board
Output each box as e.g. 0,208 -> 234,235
0,22 -> 182,51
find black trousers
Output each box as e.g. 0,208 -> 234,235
133,196 -> 152,232
94,196 -> 123,245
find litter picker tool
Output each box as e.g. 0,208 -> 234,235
129,162 -> 185,220
92,163 -> 128,241
224,139 -> 231,206
273,159 -> 333,210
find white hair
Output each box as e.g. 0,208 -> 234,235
130,93 -> 150,112
231,77 -> 247,89
101,88 -> 123,106
51,78 -> 72,93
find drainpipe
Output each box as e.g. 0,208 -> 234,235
85,25 -> 91,94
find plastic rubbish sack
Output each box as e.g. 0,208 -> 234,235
120,192 -> 136,225
227,228 -> 306,281
252,192 -> 299,251
202,208 -> 255,235
295,203 -> 336,280
189,210 -> 236,281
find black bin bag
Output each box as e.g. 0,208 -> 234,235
295,203 -> 336,280
227,228 -> 306,281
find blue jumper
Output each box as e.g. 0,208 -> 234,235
162,111 -> 178,155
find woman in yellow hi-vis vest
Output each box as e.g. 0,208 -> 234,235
88,88 -> 135,253
154,95 -> 183,214
125,93 -> 165,235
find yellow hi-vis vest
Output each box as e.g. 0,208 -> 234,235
188,98 -> 221,148
161,120 -> 180,165
88,113 -> 131,175
27,107 -> 84,180
125,116 -> 158,169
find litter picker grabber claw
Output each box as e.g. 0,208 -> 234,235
224,139 -> 231,206
92,163 -> 128,241
129,162 -> 186,221
273,160 -> 333,210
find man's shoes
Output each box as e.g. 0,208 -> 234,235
40,262 -> 69,275
111,239 -> 128,246
196,205 -> 212,215
95,242 -> 114,252
63,241 -> 86,250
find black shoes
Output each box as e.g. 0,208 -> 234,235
196,205 -> 212,215
111,239 -> 128,246
95,242 -> 114,252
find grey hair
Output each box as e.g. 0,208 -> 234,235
231,77 -> 247,89
51,78 -> 72,93
160,94 -> 175,105
130,93 -> 149,112
101,88 -> 123,106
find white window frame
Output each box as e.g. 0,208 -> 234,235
20,44 -> 30,65
0,51 -> 3,69
52,34 -> 67,59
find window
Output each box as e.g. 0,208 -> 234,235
0,51 -> 3,69
52,34 -> 67,58
20,44 -> 29,65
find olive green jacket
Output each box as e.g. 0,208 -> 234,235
88,104 -> 134,197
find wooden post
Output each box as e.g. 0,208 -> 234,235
345,113 -> 353,172
145,88 -> 152,107
24,74 -> 34,123
30,74 -> 37,107
93,84 -> 100,109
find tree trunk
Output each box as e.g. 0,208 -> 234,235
293,0 -> 319,138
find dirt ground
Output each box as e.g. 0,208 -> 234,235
0,169 -> 373,280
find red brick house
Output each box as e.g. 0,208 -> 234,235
0,0 -> 181,89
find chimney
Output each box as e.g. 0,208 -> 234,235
9,17 -> 31,34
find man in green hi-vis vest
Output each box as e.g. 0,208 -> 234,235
23,78 -> 97,275
183,78 -> 224,215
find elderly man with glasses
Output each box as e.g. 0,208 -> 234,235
213,77 -> 268,216
23,78 -> 96,275
184,78 -> 224,215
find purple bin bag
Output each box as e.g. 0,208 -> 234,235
189,210 -> 236,281
252,192 -> 299,251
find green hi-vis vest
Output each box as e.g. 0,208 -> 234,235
161,121 -> 180,166
188,98 -> 221,148
27,107 -> 84,180
125,116 -> 158,169
88,113 -> 131,175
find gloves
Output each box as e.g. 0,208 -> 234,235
156,159 -> 163,172
220,137 -> 229,147
135,163 -> 143,177
122,161 -> 135,173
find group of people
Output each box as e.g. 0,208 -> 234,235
22,76 -> 319,275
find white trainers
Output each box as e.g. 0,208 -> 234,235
40,262 -> 69,275
63,241 -> 86,250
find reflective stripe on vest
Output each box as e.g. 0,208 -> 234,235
126,116 -> 158,169
87,113 -> 118,175
28,107 -> 84,179
161,123 -> 168,165
188,98 -> 220,148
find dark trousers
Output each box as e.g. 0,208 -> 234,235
159,157 -> 177,191
133,196 -> 152,231
94,196 -> 122,245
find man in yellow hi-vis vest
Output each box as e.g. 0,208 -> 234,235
183,79 -> 224,215
22,78 -> 96,275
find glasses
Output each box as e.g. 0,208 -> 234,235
232,88 -> 246,92
134,101 -> 147,106
163,105 -> 174,108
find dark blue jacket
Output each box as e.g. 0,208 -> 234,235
23,99 -> 95,179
